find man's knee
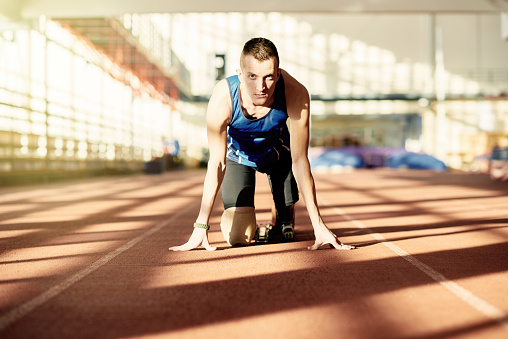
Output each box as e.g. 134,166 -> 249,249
220,207 -> 256,246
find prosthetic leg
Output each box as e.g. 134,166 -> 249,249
220,207 -> 257,246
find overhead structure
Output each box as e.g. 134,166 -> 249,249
55,17 -> 189,101
1,0 -> 508,21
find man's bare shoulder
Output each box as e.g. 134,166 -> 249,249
207,78 -> 232,125
210,78 -> 231,103
281,69 -> 309,100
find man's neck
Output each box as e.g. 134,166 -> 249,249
239,86 -> 273,119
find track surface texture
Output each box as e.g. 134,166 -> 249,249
0,168 -> 507,339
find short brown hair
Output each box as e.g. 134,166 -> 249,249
240,37 -> 279,69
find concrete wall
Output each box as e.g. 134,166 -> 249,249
166,12 -> 508,98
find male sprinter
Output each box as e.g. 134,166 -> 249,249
169,37 -> 354,251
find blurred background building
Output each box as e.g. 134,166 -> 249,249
1,0 -> 508,184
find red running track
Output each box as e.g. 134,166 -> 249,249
0,168 -> 507,338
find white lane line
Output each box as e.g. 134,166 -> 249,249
333,206 -> 508,332
0,203 -> 196,331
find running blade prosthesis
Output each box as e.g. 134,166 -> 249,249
254,224 -> 271,243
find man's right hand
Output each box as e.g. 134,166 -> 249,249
168,228 -> 217,251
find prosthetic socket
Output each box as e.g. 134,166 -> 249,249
220,208 -> 256,246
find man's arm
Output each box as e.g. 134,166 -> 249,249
169,79 -> 231,251
196,80 -> 230,224
283,70 -> 354,250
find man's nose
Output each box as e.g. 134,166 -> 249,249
256,79 -> 266,91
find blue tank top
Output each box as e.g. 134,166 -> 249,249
226,74 -> 290,168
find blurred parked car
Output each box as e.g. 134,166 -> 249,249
386,151 -> 447,171
490,146 -> 508,181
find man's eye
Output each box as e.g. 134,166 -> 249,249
249,75 -> 256,79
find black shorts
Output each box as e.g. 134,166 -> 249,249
222,149 -> 299,210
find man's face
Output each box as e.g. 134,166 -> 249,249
238,54 -> 281,107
